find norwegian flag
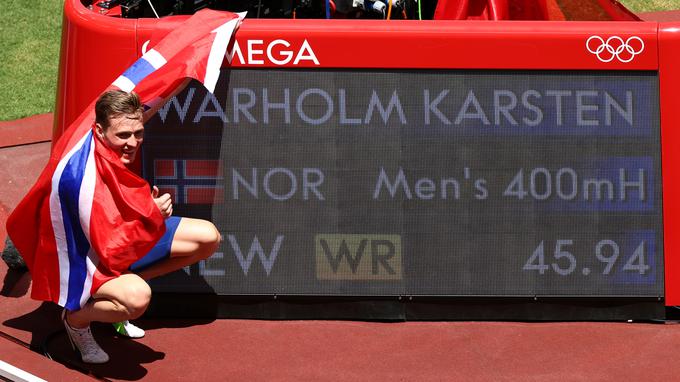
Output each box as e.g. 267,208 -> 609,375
153,159 -> 223,204
6,10 -> 243,310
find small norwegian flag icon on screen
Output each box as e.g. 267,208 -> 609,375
153,159 -> 223,204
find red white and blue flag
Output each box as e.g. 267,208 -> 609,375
153,159 -> 223,204
6,10 -> 242,310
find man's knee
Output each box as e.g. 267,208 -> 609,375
173,218 -> 221,260
120,282 -> 151,319
199,221 -> 221,259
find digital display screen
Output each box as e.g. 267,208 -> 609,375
142,69 -> 662,297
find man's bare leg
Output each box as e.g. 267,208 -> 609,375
65,273 -> 151,328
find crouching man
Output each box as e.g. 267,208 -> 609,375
62,90 -> 221,363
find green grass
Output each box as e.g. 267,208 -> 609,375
0,0 -> 679,121
0,0 -> 62,121
619,0 -> 680,13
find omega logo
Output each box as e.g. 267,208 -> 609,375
142,38 -> 319,66
226,39 -> 320,66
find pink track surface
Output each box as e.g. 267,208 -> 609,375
0,113 -> 52,149
4,260 -> 680,382
3,82 -> 680,381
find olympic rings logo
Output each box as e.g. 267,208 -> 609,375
586,36 -> 644,63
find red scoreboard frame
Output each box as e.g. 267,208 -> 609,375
54,0 -> 680,306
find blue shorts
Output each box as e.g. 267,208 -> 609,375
129,216 -> 182,272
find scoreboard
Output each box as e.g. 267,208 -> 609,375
143,69 -> 663,301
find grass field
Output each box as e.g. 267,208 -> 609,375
0,0 -> 63,121
621,0 -> 680,12
0,0 -> 678,121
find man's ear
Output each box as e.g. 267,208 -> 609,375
95,123 -> 104,138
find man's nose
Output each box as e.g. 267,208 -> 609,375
126,137 -> 138,147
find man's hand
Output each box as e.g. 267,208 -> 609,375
152,186 -> 173,218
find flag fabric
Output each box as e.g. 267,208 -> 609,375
6,9 -> 243,311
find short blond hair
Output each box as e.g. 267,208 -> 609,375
95,90 -> 143,130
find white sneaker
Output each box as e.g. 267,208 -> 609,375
63,312 -> 110,364
112,320 -> 145,338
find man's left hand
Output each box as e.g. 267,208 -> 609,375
152,186 -> 173,218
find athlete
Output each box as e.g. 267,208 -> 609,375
62,89 -> 221,363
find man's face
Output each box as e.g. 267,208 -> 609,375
96,113 -> 144,165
